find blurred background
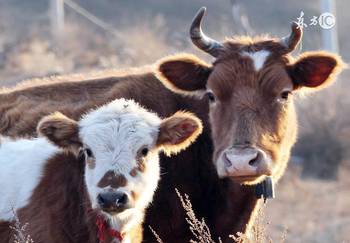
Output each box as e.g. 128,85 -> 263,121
0,0 -> 349,242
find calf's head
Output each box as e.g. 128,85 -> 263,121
38,98 -> 202,224
156,7 -> 344,184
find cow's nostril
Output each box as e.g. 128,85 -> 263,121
223,152 -> 232,167
116,193 -> 128,206
248,157 -> 258,166
97,194 -> 105,205
97,192 -> 129,210
248,151 -> 261,166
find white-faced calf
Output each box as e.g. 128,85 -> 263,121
0,98 -> 202,243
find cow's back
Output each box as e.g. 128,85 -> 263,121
0,68 -> 184,137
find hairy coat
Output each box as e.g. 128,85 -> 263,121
0,11 -> 344,243
0,99 -> 202,243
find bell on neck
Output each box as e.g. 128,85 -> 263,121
255,176 -> 275,203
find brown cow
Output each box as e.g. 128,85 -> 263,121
0,7 -> 344,242
0,98 -> 202,243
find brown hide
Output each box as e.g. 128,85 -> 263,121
0,69 -> 256,242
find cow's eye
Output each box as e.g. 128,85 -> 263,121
84,148 -> 94,158
206,91 -> 216,103
141,148 -> 149,157
280,91 -> 292,100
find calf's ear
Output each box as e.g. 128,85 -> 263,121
37,112 -> 82,150
155,54 -> 211,97
157,111 -> 203,156
289,51 -> 345,90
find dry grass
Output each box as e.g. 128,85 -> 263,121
149,226 -> 164,243
174,189 -> 287,243
175,188 -> 219,243
9,210 -> 34,243
230,204 -> 287,243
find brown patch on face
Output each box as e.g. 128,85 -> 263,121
137,160 -> 146,173
97,170 -> 127,188
129,152 -> 148,177
129,168 -> 138,177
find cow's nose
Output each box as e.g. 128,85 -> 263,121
223,146 -> 271,177
97,192 -> 129,211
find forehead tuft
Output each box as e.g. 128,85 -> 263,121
79,98 -> 161,134
241,50 -> 270,71
222,36 -> 288,54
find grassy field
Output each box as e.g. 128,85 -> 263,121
266,163 -> 350,243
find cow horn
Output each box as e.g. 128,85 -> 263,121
280,22 -> 303,52
190,7 -> 223,57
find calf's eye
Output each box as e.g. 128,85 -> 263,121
206,91 -> 216,103
141,148 -> 149,157
280,91 -> 292,100
84,148 -> 94,158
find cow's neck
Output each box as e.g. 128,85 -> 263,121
210,179 -> 261,240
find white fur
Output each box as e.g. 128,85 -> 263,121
242,50 -> 270,71
0,137 -> 58,221
80,99 -> 162,232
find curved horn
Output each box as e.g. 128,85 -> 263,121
280,22 -> 303,52
190,7 -> 223,57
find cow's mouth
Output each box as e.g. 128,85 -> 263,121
230,175 -> 268,185
99,204 -> 132,215
102,208 -> 125,215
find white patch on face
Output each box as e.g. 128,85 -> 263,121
0,137 -> 59,221
79,99 -> 162,230
242,50 -> 270,71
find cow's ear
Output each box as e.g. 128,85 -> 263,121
155,54 -> 212,97
37,112 -> 82,150
157,111 -> 203,156
289,51 -> 345,90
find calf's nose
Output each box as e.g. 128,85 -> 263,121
97,192 -> 129,211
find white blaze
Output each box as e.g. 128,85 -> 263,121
242,50 -> 270,71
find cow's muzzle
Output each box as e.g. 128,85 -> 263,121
218,145 -> 272,182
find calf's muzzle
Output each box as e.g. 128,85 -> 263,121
97,191 -> 130,213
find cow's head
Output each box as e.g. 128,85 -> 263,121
156,7 -> 344,185
38,99 -> 202,227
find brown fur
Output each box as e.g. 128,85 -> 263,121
37,112 -> 81,150
137,160 -> 146,173
0,153 -> 101,243
0,37 -> 343,242
157,111 -> 203,156
97,171 -> 127,188
157,39 -> 343,184
129,168 -> 138,177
